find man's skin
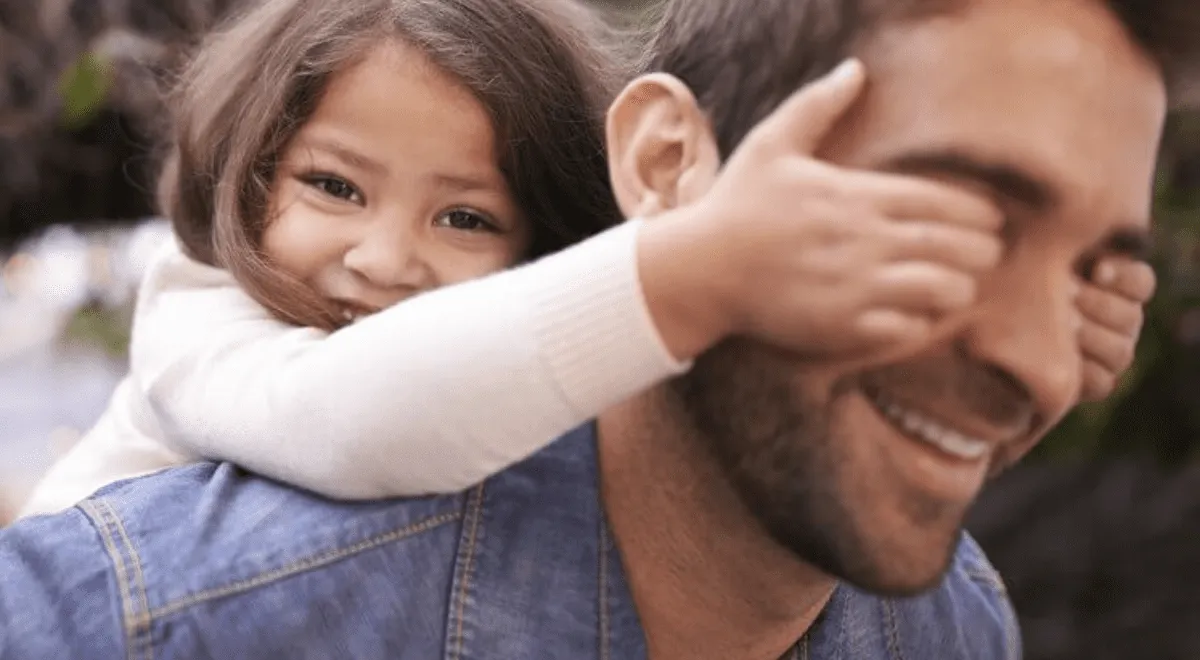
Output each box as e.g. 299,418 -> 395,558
596,0 -> 1165,658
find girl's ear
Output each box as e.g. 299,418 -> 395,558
605,73 -> 721,219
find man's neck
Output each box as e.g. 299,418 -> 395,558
597,390 -> 837,660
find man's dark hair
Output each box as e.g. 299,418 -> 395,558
643,0 -> 1200,158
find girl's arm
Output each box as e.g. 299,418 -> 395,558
134,220 -> 687,499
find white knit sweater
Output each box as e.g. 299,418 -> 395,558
19,219 -> 685,516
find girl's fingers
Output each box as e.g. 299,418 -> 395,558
848,169 -> 1005,232
879,220 -> 1003,274
1076,282 -> 1144,335
1079,320 -> 1136,375
866,262 -> 978,314
1080,359 -> 1119,402
852,308 -> 934,347
1091,257 -> 1156,303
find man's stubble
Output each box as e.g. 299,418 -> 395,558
667,339 -> 967,596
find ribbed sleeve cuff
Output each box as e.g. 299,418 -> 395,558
521,218 -> 691,416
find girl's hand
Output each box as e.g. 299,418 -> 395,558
1076,256 -> 1156,401
639,58 -> 1004,362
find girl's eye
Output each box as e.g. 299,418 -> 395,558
435,209 -> 498,233
304,175 -> 363,204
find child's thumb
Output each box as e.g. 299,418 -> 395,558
754,58 -> 867,155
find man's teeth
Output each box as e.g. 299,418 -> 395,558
870,394 -> 990,460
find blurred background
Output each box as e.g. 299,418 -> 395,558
0,1 -> 1197,658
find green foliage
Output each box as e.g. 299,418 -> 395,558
60,301 -> 132,359
57,52 -> 114,130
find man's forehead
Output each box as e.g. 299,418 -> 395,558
862,0 -> 1166,98
822,0 -> 1166,236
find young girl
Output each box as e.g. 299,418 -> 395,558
20,0 -> 1151,516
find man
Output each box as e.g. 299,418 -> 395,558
0,0 -> 1186,658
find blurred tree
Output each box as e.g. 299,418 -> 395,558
0,0 -> 240,248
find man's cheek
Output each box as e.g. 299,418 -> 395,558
992,415 -> 1061,476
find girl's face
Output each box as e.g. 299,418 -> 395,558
263,41 -> 529,323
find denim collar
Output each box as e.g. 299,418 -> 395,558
440,424 -> 864,660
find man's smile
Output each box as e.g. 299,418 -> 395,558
844,381 -> 1034,508
860,381 -> 1034,460
865,388 -> 994,460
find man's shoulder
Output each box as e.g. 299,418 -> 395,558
826,532 -> 1020,660
19,462 -> 468,659
87,460 -> 467,603
0,506 -> 125,658
1,424 -> 604,659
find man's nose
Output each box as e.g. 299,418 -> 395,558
342,221 -> 435,292
962,253 -> 1083,432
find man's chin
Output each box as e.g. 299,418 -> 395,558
837,540 -> 961,598
757,503 -> 965,598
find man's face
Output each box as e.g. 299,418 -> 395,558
675,0 -> 1166,595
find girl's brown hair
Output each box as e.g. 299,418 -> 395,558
158,0 -> 624,329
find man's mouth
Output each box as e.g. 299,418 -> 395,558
863,389 -> 991,461
860,382 -> 1034,466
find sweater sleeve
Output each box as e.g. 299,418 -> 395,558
133,219 -> 686,499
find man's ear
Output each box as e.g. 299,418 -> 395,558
606,73 -> 721,219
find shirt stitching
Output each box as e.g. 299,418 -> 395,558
79,500 -> 146,660
963,567 -> 1009,594
599,521 -> 611,660
451,485 -> 486,660
101,501 -> 155,660
963,565 -> 1020,658
147,511 -> 462,619
1002,592 -> 1021,660
883,599 -> 905,660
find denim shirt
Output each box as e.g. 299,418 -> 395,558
0,425 -> 1020,659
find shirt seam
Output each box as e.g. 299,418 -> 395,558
883,598 -> 905,660
449,484 -> 486,660
79,499 -> 154,660
963,567 -> 1009,594
599,519 -> 611,660
962,566 -> 1020,658
145,510 -> 462,620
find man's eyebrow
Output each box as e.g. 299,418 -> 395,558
881,149 -> 1155,260
291,137 -> 388,176
880,149 -> 1057,211
1100,227 -> 1155,261
1078,228 -> 1156,278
